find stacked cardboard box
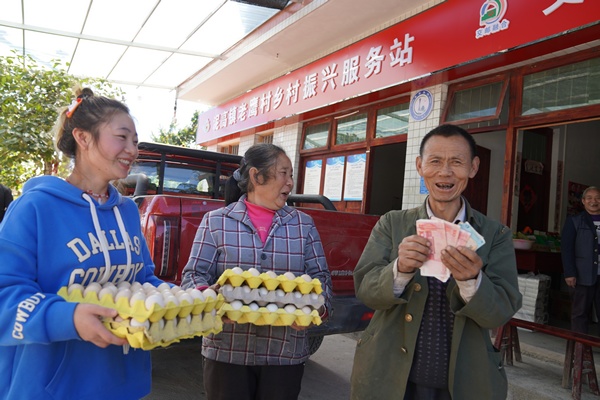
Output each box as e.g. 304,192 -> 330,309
514,273 -> 551,324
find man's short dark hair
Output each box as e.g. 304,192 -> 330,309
419,124 -> 477,159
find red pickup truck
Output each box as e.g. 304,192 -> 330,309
122,142 -> 379,353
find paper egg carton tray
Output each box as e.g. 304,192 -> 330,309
216,268 -> 323,294
58,281 -> 224,349
216,268 -> 325,327
220,284 -> 325,309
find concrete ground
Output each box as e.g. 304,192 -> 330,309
144,324 -> 600,400
503,322 -> 600,400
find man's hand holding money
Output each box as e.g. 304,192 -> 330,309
441,246 -> 483,281
396,235 -> 431,274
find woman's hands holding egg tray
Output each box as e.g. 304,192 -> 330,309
74,303 -> 128,348
291,305 -> 326,331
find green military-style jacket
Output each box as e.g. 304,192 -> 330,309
350,200 -> 522,400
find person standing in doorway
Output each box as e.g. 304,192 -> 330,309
562,186 -> 600,334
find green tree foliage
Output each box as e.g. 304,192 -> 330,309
0,51 -> 122,192
152,110 -> 200,148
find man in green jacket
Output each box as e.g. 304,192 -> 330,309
350,124 -> 522,400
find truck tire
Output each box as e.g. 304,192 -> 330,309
308,335 -> 324,355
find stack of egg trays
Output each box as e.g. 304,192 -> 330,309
57,283 -> 224,350
215,269 -> 324,327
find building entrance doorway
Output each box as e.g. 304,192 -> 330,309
367,142 -> 406,215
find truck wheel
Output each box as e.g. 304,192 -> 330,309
308,335 -> 324,355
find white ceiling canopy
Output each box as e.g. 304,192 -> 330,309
0,0 -> 285,90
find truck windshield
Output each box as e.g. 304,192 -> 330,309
126,161 -> 222,196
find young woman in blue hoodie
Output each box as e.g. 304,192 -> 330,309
0,87 -> 164,399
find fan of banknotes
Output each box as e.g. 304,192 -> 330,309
415,217 -> 485,282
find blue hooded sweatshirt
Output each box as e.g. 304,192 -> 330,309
0,176 -> 163,400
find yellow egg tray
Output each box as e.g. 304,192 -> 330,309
57,285 -> 223,323
216,269 -> 322,294
218,303 -> 322,327
105,313 -> 223,350
58,284 -> 225,350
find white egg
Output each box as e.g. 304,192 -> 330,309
275,289 -> 287,307
164,294 -> 180,306
157,282 -> 171,292
116,281 -> 131,290
203,288 -> 217,300
266,303 -> 279,312
231,300 -> 243,310
145,293 -> 166,310
83,282 -> 102,297
241,285 -> 252,301
275,289 -> 286,300
284,304 -> 297,314
220,284 -> 234,296
129,291 -> 146,307
130,282 -> 142,292
186,288 -> 205,301
309,294 -> 325,309
170,286 -> 184,296
265,271 -> 278,279
301,274 -> 312,282
115,288 -> 132,302
248,302 -> 259,311
102,282 -> 117,291
144,288 -> 159,297
130,319 -> 150,329
154,319 -> 165,330
292,292 -> 305,307
258,287 -> 268,298
177,291 -> 194,305
142,282 -> 155,291
67,283 -> 84,295
231,267 -> 243,275
98,287 -> 116,300
301,306 -> 312,315
283,272 -> 296,280
248,268 -> 260,276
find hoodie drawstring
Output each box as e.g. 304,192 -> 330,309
82,194 -> 132,284
112,205 -> 133,281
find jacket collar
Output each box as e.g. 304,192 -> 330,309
421,196 -> 475,225
223,194 -> 296,230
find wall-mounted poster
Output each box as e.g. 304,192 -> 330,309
323,156 -> 345,201
344,153 -> 366,200
303,160 -> 322,195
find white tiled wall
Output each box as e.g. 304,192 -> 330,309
272,124 -> 302,194
402,84 -> 448,209
238,135 -> 255,157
